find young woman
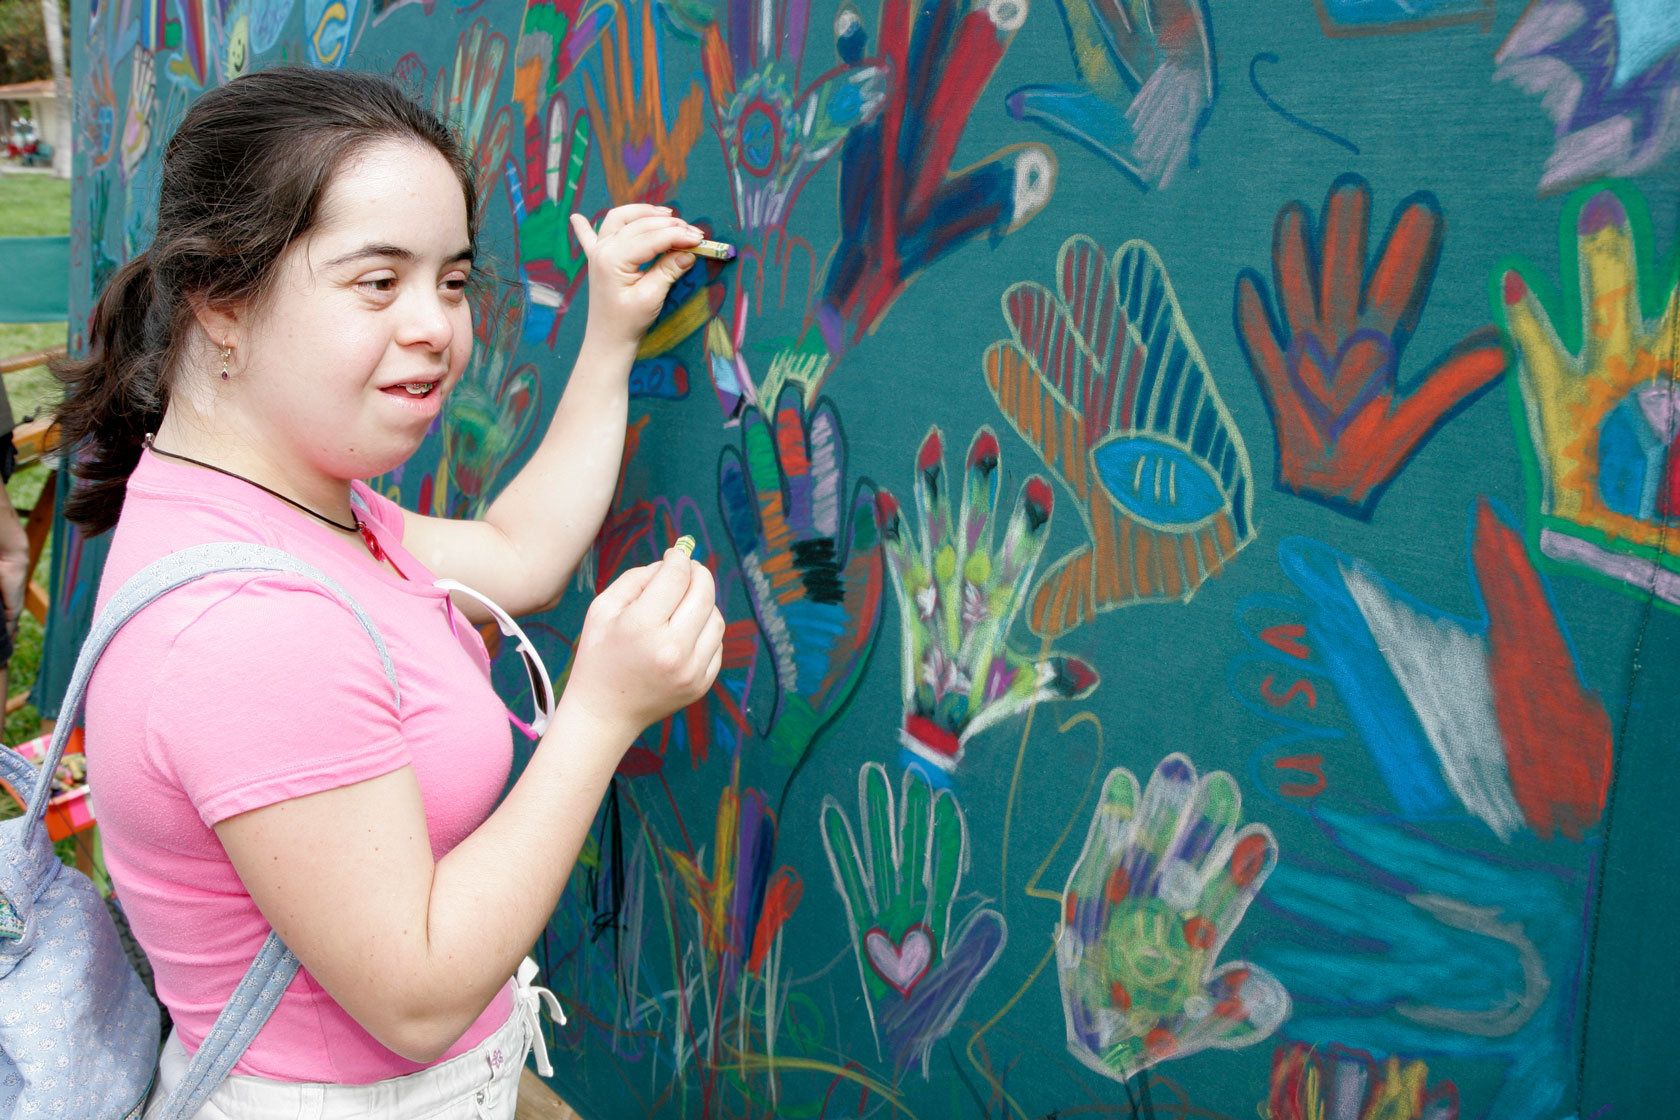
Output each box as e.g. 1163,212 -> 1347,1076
60,66 -> 723,1114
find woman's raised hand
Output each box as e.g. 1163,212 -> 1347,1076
563,546 -> 726,742
570,205 -> 703,350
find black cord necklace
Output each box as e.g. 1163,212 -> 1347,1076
144,434 -> 361,532
142,435 -> 408,579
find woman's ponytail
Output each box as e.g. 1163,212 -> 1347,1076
53,251 -> 178,535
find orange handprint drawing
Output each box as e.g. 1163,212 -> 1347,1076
1234,173 -> 1506,520
582,0 -> 705,205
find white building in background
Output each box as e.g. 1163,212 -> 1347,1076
0,79 -> 67,178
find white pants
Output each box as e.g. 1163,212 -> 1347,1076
146,961 -> 563,1120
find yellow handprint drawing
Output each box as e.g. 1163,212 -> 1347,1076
1495,182 -> 1680,608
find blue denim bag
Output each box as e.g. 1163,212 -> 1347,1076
0,544 -> 400,1119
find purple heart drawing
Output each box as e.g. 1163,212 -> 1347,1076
1285,328 -> 1397,443
864,924 -> 934,995
622,138 -> 654,183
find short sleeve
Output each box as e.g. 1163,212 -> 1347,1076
149,573 -> 409,826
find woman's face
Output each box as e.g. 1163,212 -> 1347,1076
231,138 -> 473,482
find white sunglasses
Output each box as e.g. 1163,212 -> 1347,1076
435,579 -> 556,740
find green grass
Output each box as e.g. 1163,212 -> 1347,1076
1,323 -> 66,420
1,172 -> 69,428
0,178 -> 106,881
0,175 -> 72,237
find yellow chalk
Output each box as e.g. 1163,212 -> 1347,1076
693,239 -> 737,261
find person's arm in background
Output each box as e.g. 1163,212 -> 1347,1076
0,483 -> 27,702
0,373 -> 26,701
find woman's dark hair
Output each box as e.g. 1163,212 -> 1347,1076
55,66 -> 478,534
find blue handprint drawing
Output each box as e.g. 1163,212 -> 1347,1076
1256,809 -> 1584,1120
1007,0 -> 1216,190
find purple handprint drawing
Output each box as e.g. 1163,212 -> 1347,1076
1495,0 -> 1680,195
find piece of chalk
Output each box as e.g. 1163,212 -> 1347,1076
693,239 -> 737,261
673,535 -> 697,558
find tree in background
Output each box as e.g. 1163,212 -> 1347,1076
0,0 -> 66,84
0,0 -> 69,156
37,0 -> 66,174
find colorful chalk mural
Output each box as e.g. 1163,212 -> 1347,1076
53,0 -> 1680,1115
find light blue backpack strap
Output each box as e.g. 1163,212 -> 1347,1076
0,741 -> 36,794
21,542 -> 400,831
147,932 -> 298,1120
20,542 -> 401,1120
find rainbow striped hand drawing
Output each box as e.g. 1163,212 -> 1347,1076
718,388 -> 885,765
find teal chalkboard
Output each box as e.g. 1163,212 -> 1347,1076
57,0 -> 1680,1115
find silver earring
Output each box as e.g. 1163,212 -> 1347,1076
220,343 -> 231,381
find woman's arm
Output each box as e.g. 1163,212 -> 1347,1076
401,204 -> 702,618
215,550 -> 725,1062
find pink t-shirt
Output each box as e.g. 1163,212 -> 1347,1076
85,451 -> 515,1082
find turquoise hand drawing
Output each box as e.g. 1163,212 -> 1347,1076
1007,0 -> 1215,190
1257,809 -> 1582,1120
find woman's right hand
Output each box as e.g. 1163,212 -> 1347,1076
562,546 -> 725,741
570,205 -> 702,352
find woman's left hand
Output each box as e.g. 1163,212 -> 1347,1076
570,204 -> 703,350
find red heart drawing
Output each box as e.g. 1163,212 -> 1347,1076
864,923 -> 934,995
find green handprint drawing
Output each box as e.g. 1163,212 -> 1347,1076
821,761 -> 1006,1077
1058,753 -> 1288,1081
878,426 -> 1098,773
